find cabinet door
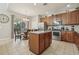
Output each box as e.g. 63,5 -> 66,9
71,10 -> 79,24
71,11 -> 77,24
55,14 -> 62,20
48,32 -> 52,44
70,32 -> 74,43
76,10 -> 79,24
29,34 -> 39,54
61,32 -> 66,41
62,13 -> 68,24
61,32 -> 74,43
74,33 -> 79,47
44,33 -> 50,49
67,12 -> 71,24
75,37 -> 79,47
40,17 -> 47,23
64,32 -> 69,42
39,34 -> 45,53
66,32 -> 74,43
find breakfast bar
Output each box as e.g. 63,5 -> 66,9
29,31 -> 52,54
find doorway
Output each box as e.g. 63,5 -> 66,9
11,15 -> 29,41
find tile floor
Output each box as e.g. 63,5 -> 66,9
0,39 -> 79,55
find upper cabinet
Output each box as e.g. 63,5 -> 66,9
55,13 -> 69,24
40,16 -> 48,24
62,10 -> 79,24
40,10 -> 79,25
40,16 -> 54,25
55,10 -> 79,25
47,16 -> 54,25
62,13 -> 67,24
55,14 -> 62,20
71,10 -> 79,24
62,12 -> 70,24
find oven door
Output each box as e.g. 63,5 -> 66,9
52,31 -> 61,40
53,32 -> 59,36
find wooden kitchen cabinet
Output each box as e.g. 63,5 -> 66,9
54,10 -> 79,25
29,33 -> 45,54
29,31 -> 52,54
74,33 -> 79,47
44,33 -> 50,49
61,31 -> 79,48
39,34 -> 45,53
48,32 -> 52,44
62,11 -> 71,24
61,31 -> 74,43
40,15 -> 54,25
67,32 -> 74,43
40,10 -> 79,25
62,13 -> 69,24
61,32 -> 66,41
67,12 -> 71,24
44,32 -> 52,49
40,16 -> 48,25
47,16 -> 54,25
29,34 -> 39,54
71,10 -> 78,24
77,10 -> 79,24
55,13 -> 69,24
62,10 -> 79,24
55,14 -> 62,20
76,10 -> 79,24
40,17 -> 46,23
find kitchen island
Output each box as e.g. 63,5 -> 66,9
29,31 -> 52,54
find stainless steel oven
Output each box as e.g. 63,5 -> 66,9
52,31 -> 61,41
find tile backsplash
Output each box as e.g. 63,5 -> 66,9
62,25 -> 79,33
63,25 -> 72,31
74,25 -> 79,33
49,25 -> 79,33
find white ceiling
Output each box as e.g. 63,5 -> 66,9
0,3 -> 79,16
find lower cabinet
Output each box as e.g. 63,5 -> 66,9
74,33 -> 79,48
61,31 -> 79,47
39,34 -> 45,53
29,32 -> 52,55
29,34 -> 39,54
44,32 -> 52,49
44,33 -> 50,49
61,31 -> 75,43
61,32 -> 67,41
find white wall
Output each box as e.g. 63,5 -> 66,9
0,10 -> 11,40
0,3 -> 11,40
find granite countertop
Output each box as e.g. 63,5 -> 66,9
30,31 -> 52,34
